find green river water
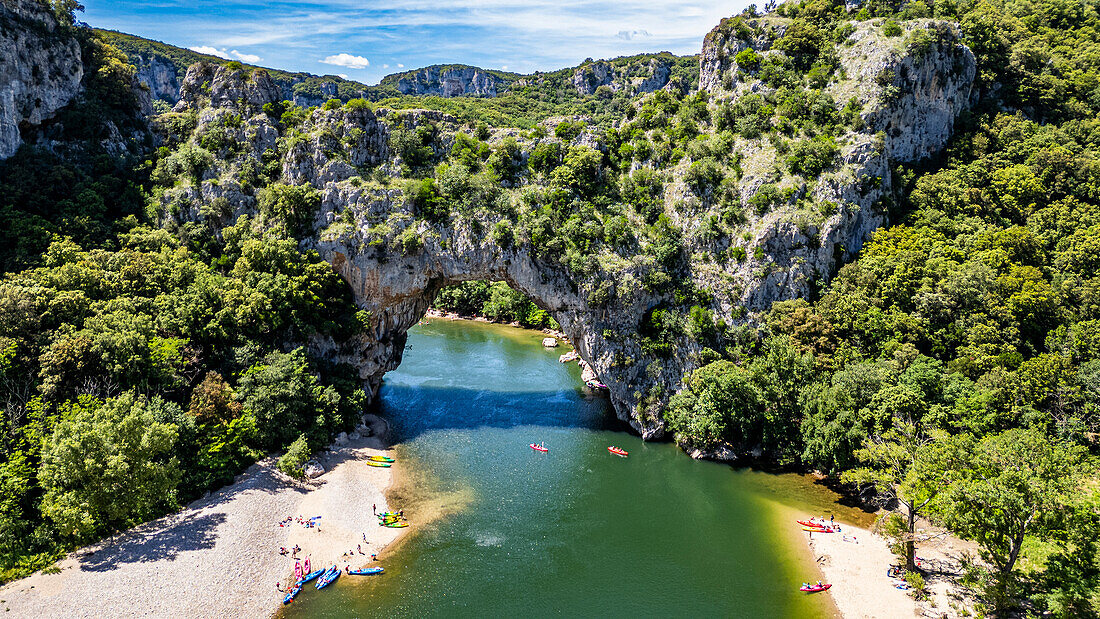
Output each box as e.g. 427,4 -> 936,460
282,319 -> 873,618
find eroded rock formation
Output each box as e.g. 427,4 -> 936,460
0,0 -> 83,159
158,16 -> 976,442
395,65 -> 506,98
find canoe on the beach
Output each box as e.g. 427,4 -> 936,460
800,583 -> 832,593
801,525 -> 837,532
367,455 -> 395,463
529,443 -> 548,452
384,521 -> 409,528
348,567 -> 384,576
608,446 -> 628,457
283,585 -> 302,604
296,568 -> 326,586
316,566 -> 340,590
367,460 -> 392,468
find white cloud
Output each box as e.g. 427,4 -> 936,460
615,29 -> 652,40
229,50 -> 262,63
501,65 -> 508,70
189,45 -> 231,59
320,53 -> 370,69
188,45 -> 262,63
383,64 -> 390,69
397,63 -> 404,68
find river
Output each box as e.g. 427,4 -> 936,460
282,318 -> 872,618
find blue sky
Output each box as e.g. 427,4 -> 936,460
82,1 -> 749,84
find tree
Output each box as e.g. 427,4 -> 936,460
39,393 -> 180,541
841,418 -> 948,571
237,348 -> 334,449
666,360 -> 763,450
929,428 -> 1091,611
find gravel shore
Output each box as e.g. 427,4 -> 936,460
0,414 -> 405,618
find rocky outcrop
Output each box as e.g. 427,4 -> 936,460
173,62 -> 282,115
688,17 -> 975,310
160,16 -> 976,442
395,66 -> 505,98
130,53 -> 181,102
571,57 -> 672,95
0,0 -> 84,159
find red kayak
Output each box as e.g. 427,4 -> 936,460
529,443 -> 549,452
798,520 -> 837,532
800,583 -> 832,593
608,446 -> 628,457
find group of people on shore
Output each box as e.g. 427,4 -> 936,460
277,515 -> 322,529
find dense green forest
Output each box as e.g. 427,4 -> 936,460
5,0 -> 1100,614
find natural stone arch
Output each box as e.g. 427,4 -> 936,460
318,223 -> 689,439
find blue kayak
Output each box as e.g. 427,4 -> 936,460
296,568 -> 326,586
282,585 -> 302,604
316,565 -> 340,590
348,567 -> 384,576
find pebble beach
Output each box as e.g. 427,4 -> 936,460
0,414 -> 406,618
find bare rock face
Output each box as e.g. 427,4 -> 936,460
396,66 -> 504,98
571,57 -> 673,96
174,63 -> 282,115
0,0 -> 84,159
130,53 -> 181,103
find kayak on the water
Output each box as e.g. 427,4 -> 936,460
348,567 -> 385,576
800,583 -> 832,593
529,443 -> 549,452
283,585 -> 302,604
367,460 -> 392,468
296,568 -> 326,586
608,446 -> 628,457
367,455 -> 395,462
316,565 -> 340,589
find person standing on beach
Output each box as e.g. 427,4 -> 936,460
373,503 -> 376,515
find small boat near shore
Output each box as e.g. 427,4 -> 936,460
529,443 -> 548,452
800,583 -> 832,593
282,585 -> 302,604
608,446 -> 628,457
348,567 -> 385,576
316,565 -> 340,590
296,568 -> 326,586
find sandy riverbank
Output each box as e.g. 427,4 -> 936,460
0,414 -> 407,618
808,519 -> 973,619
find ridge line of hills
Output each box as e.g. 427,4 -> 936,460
94,28 -> 700,110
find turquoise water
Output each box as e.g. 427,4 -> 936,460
282,319 -> 856,618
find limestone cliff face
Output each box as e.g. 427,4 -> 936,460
160,16 -> 976,445
0,0 -> 83,159
173,62 -> 283,115
130,53 -> 180,102
396,66 -> 505,98
571,57 -> 672,95
689,17 -> 975,314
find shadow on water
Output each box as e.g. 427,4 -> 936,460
378,383 -> 617,443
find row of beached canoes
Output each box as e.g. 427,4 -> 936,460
284,564 -> 386,604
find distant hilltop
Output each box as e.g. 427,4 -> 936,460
94,29 -> 699,107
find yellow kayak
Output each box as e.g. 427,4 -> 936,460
367,455 -> 395,463
367,461 -> 392,468
384,521 -> 408,528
